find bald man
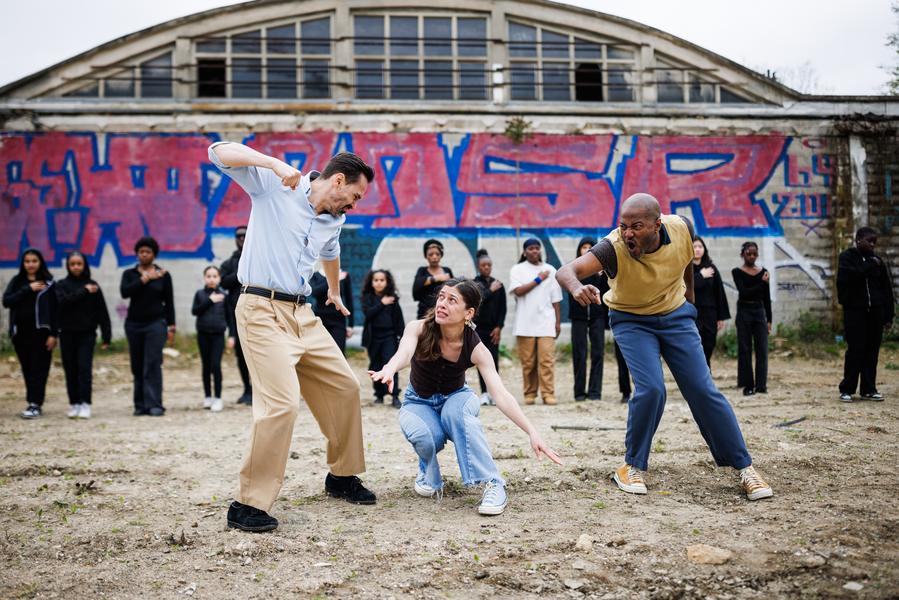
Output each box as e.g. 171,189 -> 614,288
556,194 -> 772,501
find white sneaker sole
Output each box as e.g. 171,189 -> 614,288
839,396 -> 852,403
612,472 -> 647,495
414,482 -> 436,498
746,487 -> 773,501
478,501 -> 507,516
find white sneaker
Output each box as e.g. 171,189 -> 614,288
414,475 -> 437,498
210,398 -> 224,412
67,405 -> 81,419
203,397 -> 214,409
77,404 -> 91,419
839,392 -> 852,403
478,482 -> 507,516
479,392 -> 490,406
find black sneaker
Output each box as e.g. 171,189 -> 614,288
148,407 -> 165,416
325,473 -> 377,505
20,404 -> 41,419
227,501 -> 278,532
574,395 -> 586,402
587,395 -> 602,401
755,388 -> 768,394
391,397 -> 401,409
861,391 -> 884,401
237,393 -> 253,405
742,388 -> 755,397
373,396 -> 384,405
620,394 -> 631,404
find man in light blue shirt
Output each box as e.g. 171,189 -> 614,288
208,141 -> 376,533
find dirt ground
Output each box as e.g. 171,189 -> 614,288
0,343 -> 897,599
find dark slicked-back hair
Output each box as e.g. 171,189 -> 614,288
321,152 -> 375,184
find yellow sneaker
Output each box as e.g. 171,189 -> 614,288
543,395 -> 557,406
611,464 -> 647,495
740,466 -> 773,501
524,396 -> 537,405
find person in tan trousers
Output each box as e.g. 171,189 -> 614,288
509,238 -> 562,405
208,141 -> 377,532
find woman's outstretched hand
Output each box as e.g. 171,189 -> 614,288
368,368 -> 396,393
530,433 -> 563,465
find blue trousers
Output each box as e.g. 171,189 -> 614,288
610,302 -> 752,471
398,385 -> 504,490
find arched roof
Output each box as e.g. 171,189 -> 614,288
0,0 -> 805,107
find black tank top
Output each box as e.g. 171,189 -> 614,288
410,326 -> 481,398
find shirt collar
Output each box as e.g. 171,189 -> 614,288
301,170 -> 319,201
659,223 -> 672,245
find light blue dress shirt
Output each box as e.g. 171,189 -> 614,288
208,142 -> 343,296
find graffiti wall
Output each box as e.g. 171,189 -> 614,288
0,131 -> 835,336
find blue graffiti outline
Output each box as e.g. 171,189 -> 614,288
2,131 -> 222,267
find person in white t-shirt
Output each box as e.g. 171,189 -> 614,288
509,238 -> 563,405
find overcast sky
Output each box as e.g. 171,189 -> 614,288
1,0 -> 894,95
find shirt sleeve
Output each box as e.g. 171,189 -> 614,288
509,264 -> 527,289
548,268 -> 563,302
589,239 -> 618,278
208,142 -> 280,199
319,227 -> 341,260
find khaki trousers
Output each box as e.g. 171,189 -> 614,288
235,293 -> 365,511
516,336 -> 556,400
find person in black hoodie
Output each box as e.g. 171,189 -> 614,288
3,248 -> 58,419
473,249 -> 507,405
120,236 -> 175,417
732,241 -> 772,397
220,225 -> 252,405
310,269 -> 355,355
192,266 -> 229,412
412,239 -> 454,319
361,269 -> 405,407
837,227 -> 895,402
569,237 -> 605,401
55,251 -> 111,419
691,237 -> 731,370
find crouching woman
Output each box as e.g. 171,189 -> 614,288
370,278 -> 562,516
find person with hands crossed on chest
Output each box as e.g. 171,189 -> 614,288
510,238 -> 562,406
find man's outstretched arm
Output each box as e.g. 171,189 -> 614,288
556,252 -> 604,306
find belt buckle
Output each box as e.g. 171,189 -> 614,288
269,289 -> 275,300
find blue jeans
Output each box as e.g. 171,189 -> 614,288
398,385 -> 504,490
610,302 -> 752,472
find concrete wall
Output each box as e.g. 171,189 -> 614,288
0,126 -> 847,342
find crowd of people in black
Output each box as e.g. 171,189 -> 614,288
2,228 -> 894,419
